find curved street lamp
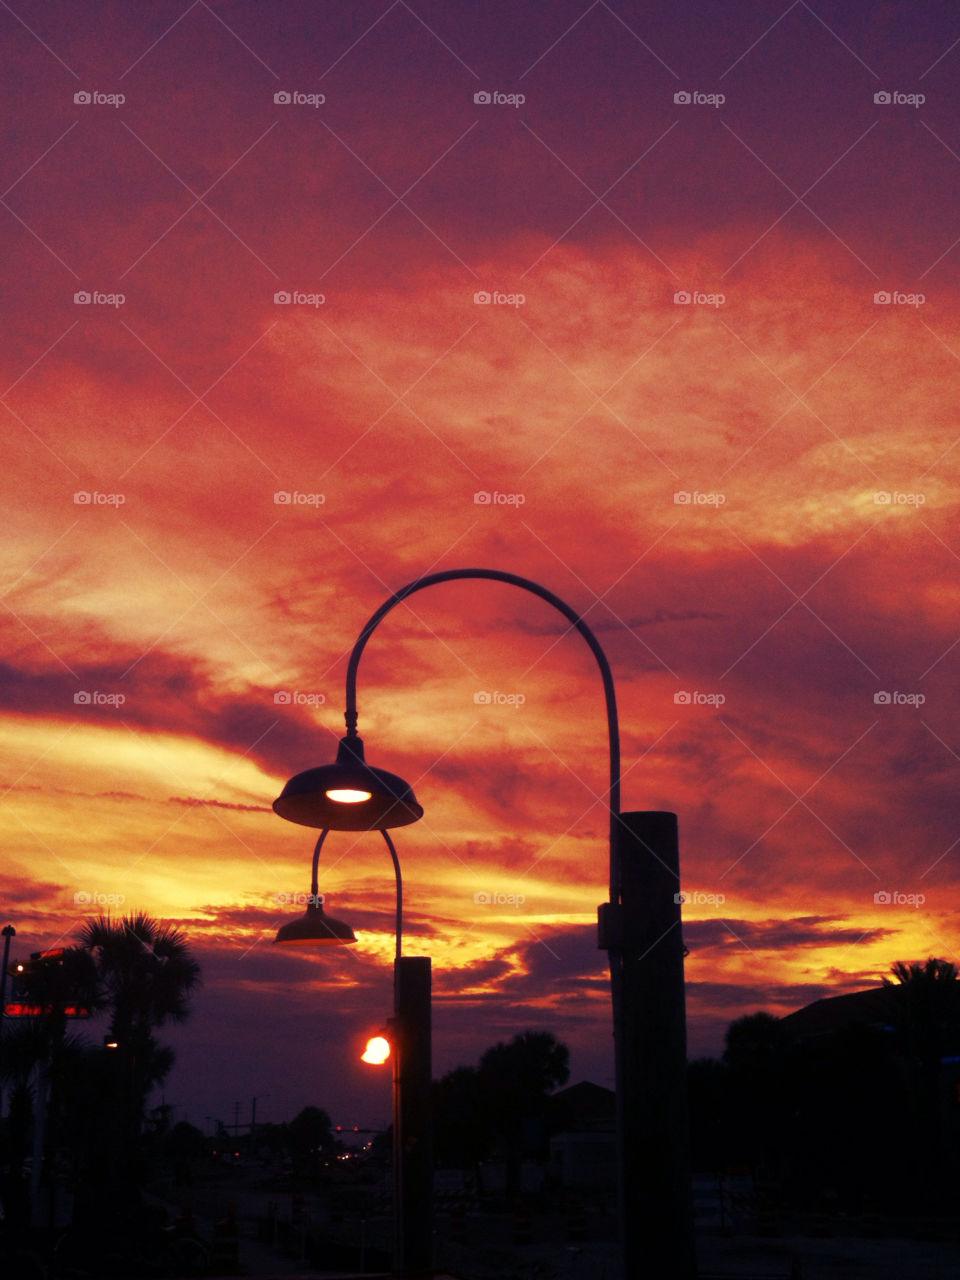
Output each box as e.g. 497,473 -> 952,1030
271,568 -> 694,1280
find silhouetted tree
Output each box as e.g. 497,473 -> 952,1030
288,1106 -> 334,1165
78,914 -> 199,1104
431,1031 -> 570,1195
479,1029 -> 569,1099
687,1056 -> 733,1173
882,957 -> 960,1210
432,1066 -> 488,1170
76,914 -> 200,1214
722,1011 -> 791,1184
0,947 -> 99,1228
478,1031 -> 569,1195
79,914 -> 200,1040
0,1019 -> 50,1173
703,963 -> 960,1217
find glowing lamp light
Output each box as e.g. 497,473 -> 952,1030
361,1034 -> 391,1065
326,788 -> 372,803
273,735 -> 422,831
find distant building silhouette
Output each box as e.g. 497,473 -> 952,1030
547,1081 -> 616,1189
780,986 -> 898,1040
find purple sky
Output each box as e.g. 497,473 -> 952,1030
2,0 -> 960,1129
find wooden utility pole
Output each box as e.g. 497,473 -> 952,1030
602,811 -> 696,1279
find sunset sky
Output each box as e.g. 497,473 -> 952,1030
2,0 -> 960,1132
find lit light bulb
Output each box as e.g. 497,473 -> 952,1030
361,1035 -> 391,1065
325,788 -> 373,803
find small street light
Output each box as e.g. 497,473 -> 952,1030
272,832 -> 358,947
361,1034 -> 392,1066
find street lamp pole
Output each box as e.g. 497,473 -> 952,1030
272,568 -> 696,1280
0,925 -> 16,1117
342,570 -> 695,1276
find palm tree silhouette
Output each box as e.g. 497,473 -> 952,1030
78,913 -> 200,1043
77,914 -> 200,1209
882,957 -> 960,1210
477,1030 -> 570,1196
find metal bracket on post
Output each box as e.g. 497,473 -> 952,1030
598,901 -> 624,951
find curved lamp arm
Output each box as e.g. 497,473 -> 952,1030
311,828 -> 403,961
342,568 -> 622,903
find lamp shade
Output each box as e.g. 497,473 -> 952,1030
273,900 -> 357,947
273,735 -> 423,831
